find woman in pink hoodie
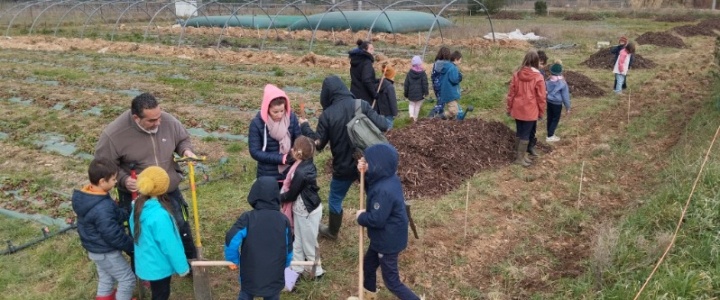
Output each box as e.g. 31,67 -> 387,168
248,84 -> 302,186
506,50 -> 547,167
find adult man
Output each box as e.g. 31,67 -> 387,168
94,93 -> 197,259
300,75 -> 388,240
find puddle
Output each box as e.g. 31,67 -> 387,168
283,86 -> 305,93
8,97 -> 33,105
0,132 -> 8,140
33,133 -> 93,160
83,106 -> 102,116
187,128 -> 247,142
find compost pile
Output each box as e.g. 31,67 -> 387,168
673,18 -> 720,37
581,47 -> 657,69
655,14 -> 699,22
563,13 -> 601,21
564,71 -> 606,98
636,31 -> 687,48
386,118 -> 516,199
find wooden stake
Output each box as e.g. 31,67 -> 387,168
576,161 -> 585,209
627,89 -> 631,124
358,168 -> 365,300
464,181 -> 470,242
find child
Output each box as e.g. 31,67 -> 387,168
129,166 -> 189,300
404,55 -> 429,122
429,46 -> 451,118
613,41 -> 635,95
506,50 -> 547,167
72,158 -> 135,300
356,143 -> 421,300
611,36 -> 633,91
538,50 -> 549,78
375,65 -> 399,129
279,136 -> 325,279
545,63 -> 571,142
439,50 -> 463,120
225,176 -> 293,300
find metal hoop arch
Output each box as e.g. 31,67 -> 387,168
80,1 -> 132,39
259,0 -> 311,51
5,0 -> 53,37
110,1 -> 157,41
177,0 -> 242,46
421,0 -> 495,59
0,0 -> 47,24
143,0 -> 199,43
214,0 -> 275,49
29,0 -> 76,35
54,1 -> 97,37
307,0 -> 354,53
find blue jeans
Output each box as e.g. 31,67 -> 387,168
238,291 -> 279,300
328,177 -> 354,214
363,248 -> 420,300
384,115 -> 394,129
614,73 -> 626,93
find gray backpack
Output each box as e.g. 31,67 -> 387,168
346,99 -> 388,151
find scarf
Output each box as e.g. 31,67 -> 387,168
266,115 -> 291,173
280,159 -> 302,231
549,75 -> 564,81
412,65 -> 424,72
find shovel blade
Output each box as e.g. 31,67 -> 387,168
192,265 -> 213,300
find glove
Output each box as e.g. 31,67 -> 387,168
284,153 -> 296,165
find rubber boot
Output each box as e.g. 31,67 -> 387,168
363,288 -> 377,300
319,211 -> 343,240
95,294 -> 114,300
516,140 -> 531,167
527,137 -> 539,157
516,139 -> 532,164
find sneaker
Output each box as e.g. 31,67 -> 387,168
546,135 -> 560,142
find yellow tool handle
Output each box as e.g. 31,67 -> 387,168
189,161 -> 202,249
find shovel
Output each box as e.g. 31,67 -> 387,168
174,155 -> 211,300
348,164 -> 367,300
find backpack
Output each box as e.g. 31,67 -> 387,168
431,62 -> 442,98
346,99 -> 388,151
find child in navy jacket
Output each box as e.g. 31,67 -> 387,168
356,143 -> 420,300
225,177 -> 293,300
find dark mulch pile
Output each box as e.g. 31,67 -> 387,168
672,24 -> 718,37
636,31 -> 687,48
654,14 -> 700,22
581,47 -> 657,69
386,118 -> 517,199
564,70 -> 606,98
563,13 -> 602,21
491,10 -> 524,20
697,18 -> 720,30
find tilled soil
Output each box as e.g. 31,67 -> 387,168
582,47 -> 657,69
655,14 -> 700,22
636,31 -> 687,48
491,11 -> 524,20
564,71 -> 606,98
672,24 -> 718,37
387,118 -> 516,199
563,13 -> 602,21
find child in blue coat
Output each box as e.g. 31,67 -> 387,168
356,143 -> 420,300
225,176 -> 293,300
129,166 -> 189,300
545,63 -> 571,142
72,158 -> 135,300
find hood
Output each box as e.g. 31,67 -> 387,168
363,143 -> 399,185
261,84 -> 291,123
349,49 -> 374,67
247,176 -> 280,211
433,60 -> 447,73
320,75 -> 354,109
517,66 -> 542,82
548,76 -> 565,94
71,188 -> 106,218
407,69 -> 425,80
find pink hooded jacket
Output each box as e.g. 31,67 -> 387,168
261,84 -> 291,122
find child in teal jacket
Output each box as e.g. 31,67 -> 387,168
129,166 -> 189,300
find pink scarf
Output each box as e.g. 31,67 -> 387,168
266,115 -> 291,173
412,65 -> 424,72
550,75 -> 564,81
280,159 -> 302,231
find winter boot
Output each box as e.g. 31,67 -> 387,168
515,139 -> 532,164
363,288 -> 378,300
515,140 -> 531,167
95,294 -> 114,300
527,137 -> 539,157
319,211 -> 343,240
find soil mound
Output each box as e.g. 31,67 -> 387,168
581,47 -> 657,69
697,18 -> 720,30
386,118 -> 516,199
672,24 -> 717,37
492,11 -> 524,20
564,13 -> 601,21
636,31 -> 686,48
654,14 -> 700,22
564,70 -> 606,98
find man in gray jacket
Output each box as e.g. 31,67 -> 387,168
94,92 -> 198,259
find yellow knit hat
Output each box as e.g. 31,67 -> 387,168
137,166 -> 170,197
